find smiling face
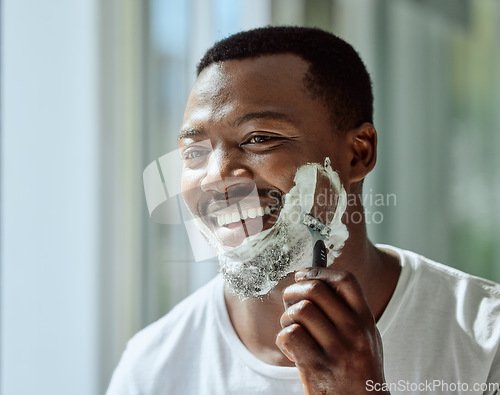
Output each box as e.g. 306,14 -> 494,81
179,54 -> 351,248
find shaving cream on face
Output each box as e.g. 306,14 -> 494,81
191,158 -> 349,298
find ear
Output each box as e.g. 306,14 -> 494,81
348,122 -> 377,183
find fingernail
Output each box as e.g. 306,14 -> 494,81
280,346 -> 295,362
295,269 -> 307,281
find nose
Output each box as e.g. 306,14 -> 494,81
200,147 -> 253,193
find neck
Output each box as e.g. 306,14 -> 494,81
224,213 -> 401,367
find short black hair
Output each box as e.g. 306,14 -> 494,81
197,26 -> 373,132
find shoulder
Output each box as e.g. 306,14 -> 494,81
394,245 -> 500,299
107,275 -> 225,393
128,274 -> 223,356
381,244 -> 500,338
378,246 -> 500,386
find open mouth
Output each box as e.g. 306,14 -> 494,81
211,202 -> 281,231
215,205 -> 275,227
197,187 -> 284,247
204,201 -> 282,247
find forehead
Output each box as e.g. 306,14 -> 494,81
183,54 -> 315,123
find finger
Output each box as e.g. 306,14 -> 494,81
283,279 -> 357,333
295,268 -> 373,320
275,323 -> 323,365
280,299 -> 342,351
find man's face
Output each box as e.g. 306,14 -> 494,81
179,54 -> 350,249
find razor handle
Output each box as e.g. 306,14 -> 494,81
312,239 -> 327,267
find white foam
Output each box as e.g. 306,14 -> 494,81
190,158 -> 349,298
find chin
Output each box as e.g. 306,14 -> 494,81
217,220 -> 313,299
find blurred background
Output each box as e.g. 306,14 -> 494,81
2,0 -> 499,394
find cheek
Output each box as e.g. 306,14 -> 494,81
252,157 -> 299,193
302,142 -> 351,188
181,172 -> 202,214
326,154 -> 351,190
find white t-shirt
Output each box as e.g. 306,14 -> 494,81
107,246 -> 500,394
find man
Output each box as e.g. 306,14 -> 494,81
107,26 -> 500,394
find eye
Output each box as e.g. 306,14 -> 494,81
181,147 -> 211,169
241,134 -> 277,145
245,135 -> 274,144
183,150 -> 203,160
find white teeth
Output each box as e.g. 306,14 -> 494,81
248,208 -> 257,219
215,206 -> 271,226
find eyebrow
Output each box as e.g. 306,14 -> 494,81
177,111 -> 293,141
234,111 -> 294,127
177,127 -> 206,142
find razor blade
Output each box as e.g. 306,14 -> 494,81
302,213 -> 331,239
